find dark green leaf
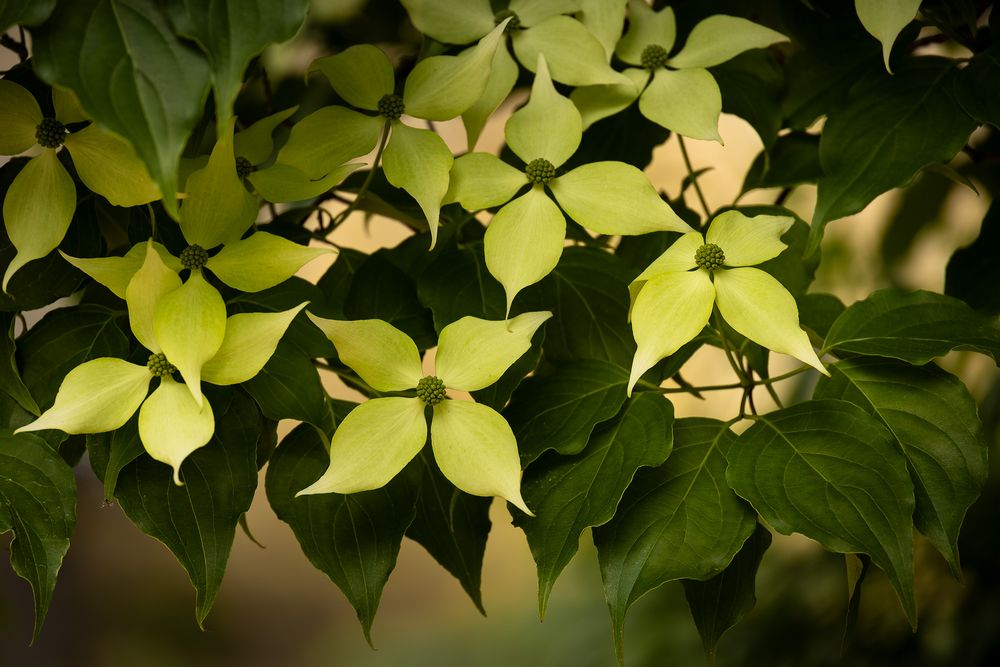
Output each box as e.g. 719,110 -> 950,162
564,101 -> 670,171
956,44 -> 1000,127
725,399 -> 916,623
810,58 -> 976,252
712,50 -> 783,151
315,248 -> 367,319
243,339 -> 327,426
593,417 -> 756,664
265,421 -> 420,643
682,523 -> 772,656
85,414 -> 144,502
0,313 -> 38,415
470,330 -> 543,411
417,242 -> 505,331
405,451 -> 492,614
798,292 -> 846,340
946,199 -> 1000,314
516,393 -> 674,616
519,247 -> 634,368
345,250 -> 436,349
823,288 -> 1000,365
166,0 -> 309,132
0,0 -> 56,30
741,132 -> 822,193
0,431 -> 76,642
814,358 -> 989,576
32,0 -> 212,214
91,389 -> 262,624
229,278 -> 334,358
503,360 -> 629,463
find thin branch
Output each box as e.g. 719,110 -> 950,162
678,135 -> 711,222
325,119 -> 392,230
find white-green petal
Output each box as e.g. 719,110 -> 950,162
2,151 -> 76,293
510,0 -> 581,27
512,15 -> 632,87
61,241 -> 179,300
616,0 -> 676,65
705,211 -> 794,267
632,231 -> 703,284
580,0 -> 627,60
484,188 -> 566,315
629,269 -> 715,395
443,152 -> 527,210
234,106 -> 299,165
462,43 -> 519,151
0,80 -> 42,154
404,20 -> 508,121
639,67 -> 723,143
571,68 -> 646,131
14,358 -> 150,435
64,125 -> 160,206
856,0 -> 921,73
312,44 -> 395,111
297,397 -> 428,495
202,304 -> 307,386
550,161 -> 692,235
249,161 -> 363,203
179,127 -> 259,249
206,232 -> 334,292
382,122 -> 453,249
399,0 -> 494,44
505,54 -> 582,167
138,376 -> 215,485
430,399 -> 531,515
275,106 -> 383,180
125,241 -> 183,353
714,268 -> 827,374
52,85 -> 88,124
307,314 -> 423,392
153,270 -> 227,407
435,312 -> 552,392
668,15 -> 788,69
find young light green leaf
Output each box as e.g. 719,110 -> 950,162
815,358 -> 989,576
138,376 -> 215,484
855,0 -> 921,73
125,241 -> 183,353
594,418 -> 756,665
435,312 -> 552,392
668,15 -> 788,69
248,162 -> 362,203
203,304 -> 307,386
234,106 -> 299,165
307,314 -> 423,391
616,1 -> 675,66
512,15 -> 631,87
638,68 -> 723,143
517,393 -> 674,616
579,0 -> 627,60
431,399 -> 531,515
206,232 -> 333,292
64,125 -> 161,206
312,44 -> 395,111
505,55 -> 582,166
2,151 -> 76,292
382,123 -> 453,248
726,399 -> 917,624
276,106 -> 383,180
550,161 -> 691,234
444,152 -> 528,210
462,44 -> 519,151
0,80 -> 42,154
399,0 -> 494,44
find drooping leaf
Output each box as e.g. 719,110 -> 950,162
741,132 -> 822,193
85,414 -> 144,502
0,0 -> 56,30
725,399 -> 917,623
503,359 -> 629,464
516,393 -> 674,616
815,358 -> 989,576
265,420 -> 420,644
32,0 -> 212,216
89,388 -> 261,625
417,240 -> 506,331
0,431 -> 76,642
823,288 -> 1000,365
711,50 -> 783,150
0,312 -> 38,415
593,418 -> 756,665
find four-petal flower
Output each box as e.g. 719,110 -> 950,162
300,311 -> 552,513
627,210 -> 828,393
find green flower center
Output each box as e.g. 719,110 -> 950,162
525,158 -> 556,185
180,244 -> 209,270
235,156 -> 253,179
640,44 -> 669,70
694,243 -> 725,270
147,352 -> 177,378
416,375 -> 447,405
35,117 -> 67,149
377,94 -> 405,120
494,9 -> 521,31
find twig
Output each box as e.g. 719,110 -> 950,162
678,135 -> 711,222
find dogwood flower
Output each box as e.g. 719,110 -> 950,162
572,1 -> 787,141
0,81 -> 158,291
16,242 -> 305,481
627,210 -> 828,394
445,54 -> 692,314
300,311 -> 552,514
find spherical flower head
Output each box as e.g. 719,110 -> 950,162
377,94 -> 405,120
147,352 -> 177,378
416,375 -> 447,405
640,44 -> 669,70
180,244 -> 209,270
494,9 -> 521,31
235,156 -> 253,179
35,117 -> 67,149
525,158 -> 556,185
694,243 -> 725,271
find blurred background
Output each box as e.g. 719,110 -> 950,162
2,1 -> 998,665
